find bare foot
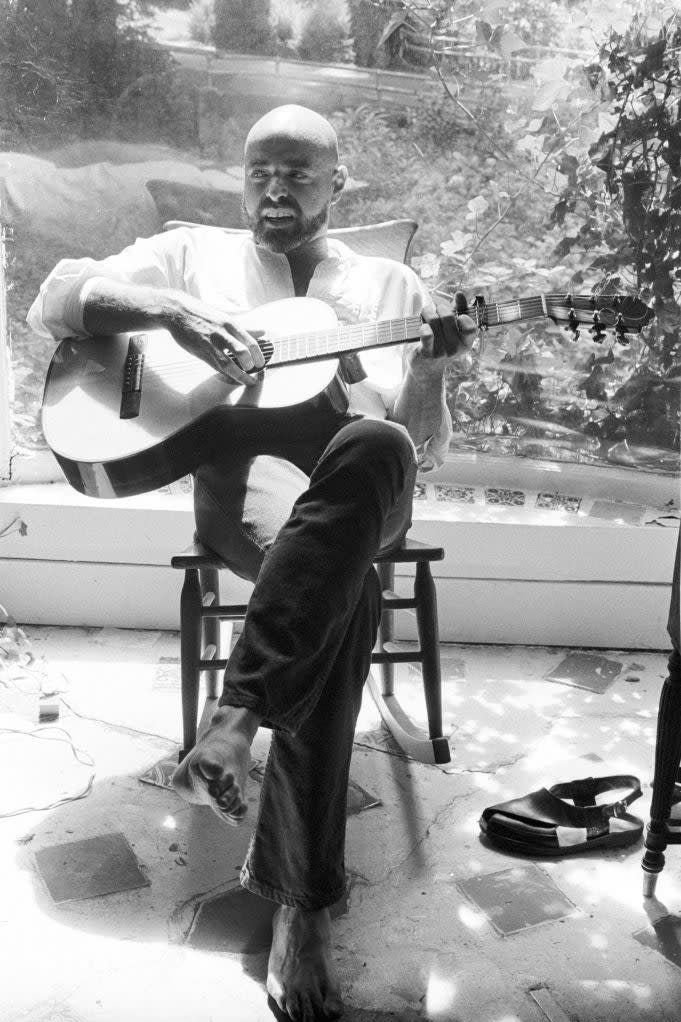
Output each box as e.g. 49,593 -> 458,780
171,705 -> 260,826
267,905 -> 343,1021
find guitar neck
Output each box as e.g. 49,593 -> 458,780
267,314 -> 424,367
264,292 -> 650,366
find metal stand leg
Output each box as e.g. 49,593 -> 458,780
643,648 -> 681,896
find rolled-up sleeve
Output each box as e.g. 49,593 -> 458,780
26,231 -> 190,341
394,267 -> 453,473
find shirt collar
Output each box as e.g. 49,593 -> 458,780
250,236 -> 358,271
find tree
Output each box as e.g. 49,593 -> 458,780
0,0 -> 172,142
213,0 -> 275,54
347,0 -> 409,68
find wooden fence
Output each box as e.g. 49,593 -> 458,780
165,43 -> 530,115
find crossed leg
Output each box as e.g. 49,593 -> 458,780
173,417 -> 416,1020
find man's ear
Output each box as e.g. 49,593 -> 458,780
330,164 -> 348,205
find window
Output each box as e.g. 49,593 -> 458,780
2,4 -> 678,494
0,3 -> 677,649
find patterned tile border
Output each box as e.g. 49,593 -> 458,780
484,486 -> 526,507
536,492 -> 582,513
434,484 -> 476,504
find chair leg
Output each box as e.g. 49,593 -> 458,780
414,559 -> 450,765
179,567 -> 202,761
643,648 -> 681,896
199,567 -> 222,700
367,556 -> 451,766
376,560 -> 395,697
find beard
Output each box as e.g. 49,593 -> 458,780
241,197 -> 331,253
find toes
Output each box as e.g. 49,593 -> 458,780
170,760 -> 201,801
284,994 -> 302,1021
199,756 -> 231,783
266,993 -> 289,1021
213,783 -> 244,814
299,994 -> 316,1022
266,977 -> 284,1004
302,991 -> 329,1022
226,801 -> 248,821
323,993 -> 343,1019
207,776 -> 236,800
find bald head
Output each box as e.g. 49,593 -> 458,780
244,105 -> 339,167
241,105 -> 347,255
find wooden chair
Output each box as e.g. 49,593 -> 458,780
167,218 -> 451,767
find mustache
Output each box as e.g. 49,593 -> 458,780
257,200 -> 300,217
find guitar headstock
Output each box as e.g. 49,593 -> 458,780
451,291 -> 654,345
544,293 -> 654,344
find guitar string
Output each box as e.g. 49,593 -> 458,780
138,317 -> 637,380
143,294 -> 646,371
113,316 -> 424,380
108,295 -> 645,384
117,292 -> 642,370
142,294 -> 641,372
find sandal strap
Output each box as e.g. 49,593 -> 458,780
549,775 -> 642,820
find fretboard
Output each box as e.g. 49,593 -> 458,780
266,314 -> 424,367
484,296 -> 550,327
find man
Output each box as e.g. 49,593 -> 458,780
28,105 -> 475,1021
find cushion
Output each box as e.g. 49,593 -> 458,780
146,180 -> 243,229
162,218 -> 418,263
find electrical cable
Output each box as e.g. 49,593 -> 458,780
0,724 -> 96,818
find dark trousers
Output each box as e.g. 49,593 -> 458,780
193,409 -> 417,909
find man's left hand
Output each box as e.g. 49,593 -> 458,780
418,293 -> 477,361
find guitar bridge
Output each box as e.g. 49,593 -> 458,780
120,334 -> 147,419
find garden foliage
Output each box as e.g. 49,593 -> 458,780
0,0 -> 173,144
367,0 -> 680,473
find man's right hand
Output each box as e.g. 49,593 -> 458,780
164,295 -> 266,387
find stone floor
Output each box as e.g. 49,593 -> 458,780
1,625 -> 681,1022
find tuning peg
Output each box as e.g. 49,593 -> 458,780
614,313 -> 630,345
453,291 -> 469,314
565,308 -> 580,338
590,311 -> 607,343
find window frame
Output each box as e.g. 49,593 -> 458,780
0,191 -> 10,482
0,177 -> 675,648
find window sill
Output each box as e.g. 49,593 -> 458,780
0,456 -> 676,648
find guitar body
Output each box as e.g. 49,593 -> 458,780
42,298 -> 343,498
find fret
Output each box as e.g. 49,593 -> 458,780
486,297 -> 548,327
267,314 -> 422,366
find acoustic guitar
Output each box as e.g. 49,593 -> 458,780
41,292 -> 653,499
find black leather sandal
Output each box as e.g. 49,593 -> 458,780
479,775 -> 643,856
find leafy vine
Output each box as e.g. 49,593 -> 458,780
370,0 -> 681,471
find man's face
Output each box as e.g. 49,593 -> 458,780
242,134 -> 342,253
